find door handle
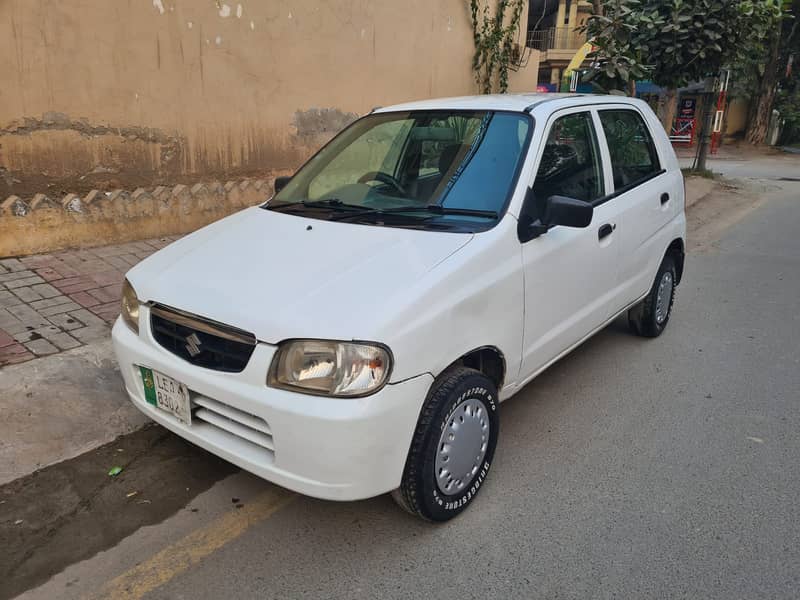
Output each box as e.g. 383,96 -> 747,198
598,223 -> 615,240
661,193 -> 670,205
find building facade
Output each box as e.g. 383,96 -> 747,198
526,0 -> 592,89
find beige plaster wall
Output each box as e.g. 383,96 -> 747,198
0,0 -> 539,199
725,98 -> 750,137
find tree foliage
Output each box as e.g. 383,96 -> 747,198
583,0 -> 783,92
468,0 -> 525,94
579,0 -> 650,91
747,0 -> 799,143
731,0 -> 798,98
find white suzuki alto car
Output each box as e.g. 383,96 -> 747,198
113,93 -> 686,521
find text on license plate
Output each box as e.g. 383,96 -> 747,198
139,366 -> 191,425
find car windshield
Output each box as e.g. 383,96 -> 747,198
266,110 -> 532,232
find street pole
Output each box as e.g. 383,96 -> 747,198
694,76 -> 716,172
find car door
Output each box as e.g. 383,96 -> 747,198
595,106 -> 682,311
518,107 -> 623,381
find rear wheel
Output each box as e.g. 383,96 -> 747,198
392,367 -> 499,521
628,255 -> 677,338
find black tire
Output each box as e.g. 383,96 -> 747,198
628,254 -> 678,338
392,366 -> 499,522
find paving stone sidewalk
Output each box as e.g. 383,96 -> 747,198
0,236 -> 181,367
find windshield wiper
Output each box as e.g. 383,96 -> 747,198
266,198 -> 365,212
329,204 -> 498,221
389,205 -> 498,219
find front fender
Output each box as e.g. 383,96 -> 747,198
380,217 -> 525,391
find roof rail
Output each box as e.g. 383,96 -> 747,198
524,94 -> 585,113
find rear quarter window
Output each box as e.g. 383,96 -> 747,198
598,109 -> 662,190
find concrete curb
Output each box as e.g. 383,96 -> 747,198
684,176 -> 717,209
0,338 -> 148,485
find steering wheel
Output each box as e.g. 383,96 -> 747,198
357,171 -> 406,196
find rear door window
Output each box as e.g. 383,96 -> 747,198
598,110 -> 661,190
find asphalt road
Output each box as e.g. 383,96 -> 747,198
10,165 -> 800,600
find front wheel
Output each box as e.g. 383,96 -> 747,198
392,367 -> 499,521
628,255 -> 678,338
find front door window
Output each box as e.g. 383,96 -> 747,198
532,111 -> 605,218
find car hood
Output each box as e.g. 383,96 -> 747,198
128,207 -> 473,343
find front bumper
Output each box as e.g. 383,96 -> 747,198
111,312 -> 432,501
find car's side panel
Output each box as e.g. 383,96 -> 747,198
609,172 -> 677,306
593,103 -> 686,308
517,106 -> 622,381
517,210 -> 620,380
505,98 -> 686,397
374,216 -> 526,389
399,99 -> 687,400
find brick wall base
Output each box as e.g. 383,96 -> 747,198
0,177 -> 283,258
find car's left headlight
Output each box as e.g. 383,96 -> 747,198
121,278 -> 140,333
268,340 -> 392,397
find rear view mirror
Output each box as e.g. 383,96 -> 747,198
274,176 -> 291,194
409,127 -> 458,142
542,195 -> 593,228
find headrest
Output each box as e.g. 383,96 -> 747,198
439,144 -> 462,174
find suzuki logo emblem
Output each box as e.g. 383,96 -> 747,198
185,333 -> 202,357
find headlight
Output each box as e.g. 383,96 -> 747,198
121,279 -> 140,333
268,340 -> 392,397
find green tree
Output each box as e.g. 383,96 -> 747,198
745,0 -> 798,144
580,0 -> 650,94
584,0 -> 782,169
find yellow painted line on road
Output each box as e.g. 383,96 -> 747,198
88,487 -> 296,600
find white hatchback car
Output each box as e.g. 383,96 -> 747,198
113,93 -> 685,521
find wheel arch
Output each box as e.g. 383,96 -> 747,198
439,346 -> 506,391
666,237 -> 685,284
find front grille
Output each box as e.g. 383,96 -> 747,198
150,304 -> 256,372
191,394 -> 275,456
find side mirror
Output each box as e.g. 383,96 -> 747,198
542,195 -> 593,228
274,176 -> 291,194
518,191 -> 593,243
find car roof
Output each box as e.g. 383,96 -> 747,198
374,93 -> 645,116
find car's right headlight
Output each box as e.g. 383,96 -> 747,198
121,279 -> 140,333
268,339 -> 392,397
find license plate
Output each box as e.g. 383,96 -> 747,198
139,366 -> 191,425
